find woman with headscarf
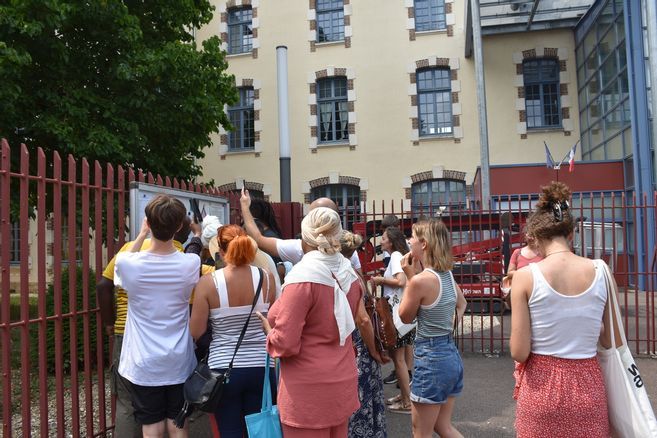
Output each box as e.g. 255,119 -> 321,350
257,207 -> 362,438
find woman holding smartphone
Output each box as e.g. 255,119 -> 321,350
399,219 -> 467,438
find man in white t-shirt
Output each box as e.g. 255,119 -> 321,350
239,188 -> 362,273
114,194 -> 200,438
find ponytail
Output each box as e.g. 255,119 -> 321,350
217,224 -> 257,266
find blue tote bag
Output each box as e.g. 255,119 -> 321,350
245,355 -> 282,438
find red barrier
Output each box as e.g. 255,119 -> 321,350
0,139 -> 655,436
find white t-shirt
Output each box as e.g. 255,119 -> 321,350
382,251 -> 404,299
115,250 -> 200,386
276,238 -> 361,269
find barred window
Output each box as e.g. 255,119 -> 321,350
228,7 -> 253,54
316,0 -> 344,42
524,59 -> 561,128
411,179 -> 466,215
414,0 -> 446,32
228,87 -> 255,151
417,68 -> 453,136
311,184 -> 360,230
317,77 -> 349,143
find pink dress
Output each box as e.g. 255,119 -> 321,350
266,280 -> 362,429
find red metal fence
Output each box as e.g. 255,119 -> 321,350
1,139 -> 655,437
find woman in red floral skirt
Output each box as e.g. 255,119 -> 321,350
510,182 -> 618,438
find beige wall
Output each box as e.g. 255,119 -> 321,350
483,30 -> 581,165
197,1 -> 581,205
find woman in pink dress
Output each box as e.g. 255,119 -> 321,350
257,207 -> 362,437
511,182 -> 614,437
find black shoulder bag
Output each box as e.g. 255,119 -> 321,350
174,267 -> 264,428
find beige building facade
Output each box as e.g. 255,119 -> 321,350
196,0 -> 582,211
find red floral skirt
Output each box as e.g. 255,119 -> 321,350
514,354 -> 609,438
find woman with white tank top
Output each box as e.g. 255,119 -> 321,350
511,182 -> 618,438
190,225 -> 276,438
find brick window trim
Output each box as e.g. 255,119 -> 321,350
217,181 -> 269,200
308,67 -> 357,151
404,168 -> 467,199
302,174 -> 366,204
219,0 -> 259,59
513,47 -> 573,138
219,77 -> 262,158
406,0 -> 455,41
308,0 -> 352,52
408,57 -> 462,144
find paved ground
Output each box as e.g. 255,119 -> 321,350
383,353 -> 657,437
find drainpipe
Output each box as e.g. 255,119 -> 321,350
470,0 -> 491,208
276,46 -> 291,202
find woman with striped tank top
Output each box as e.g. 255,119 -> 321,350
398,219 -> 467,438
190,225 -> 277,438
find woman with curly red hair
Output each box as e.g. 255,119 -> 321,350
190,225 -> 276,438
511,182 -> 617,437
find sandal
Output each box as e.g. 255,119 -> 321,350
389,401 -> 412,414
386,394 -> 402,405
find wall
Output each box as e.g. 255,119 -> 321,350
197,1 -> 582,208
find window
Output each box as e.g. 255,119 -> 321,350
524,59 -> 561,128
411,179 -> 466,215
227,7 -> 253,54
417,68 -> 453,136
316,0 -> 344,42
229,188 -> 264,199
414,0 -> 446,32
9,222 -> 20,263
228,87 -> 255,151
317,77 -> 348,143
311,184 -> 360,230
62,217 -> 83,262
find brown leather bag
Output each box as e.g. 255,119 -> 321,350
364,284 -> 397,351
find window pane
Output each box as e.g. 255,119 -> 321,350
524,59 -> 561,128
228,86 -> 255,150
227,7 -> 253,54
415,0 -> 446,31
317,77 -> 349,143
316,2 -> 344,42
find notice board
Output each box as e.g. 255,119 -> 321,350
129,182 -> 229,241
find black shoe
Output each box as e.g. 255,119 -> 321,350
383,370 -> 398,384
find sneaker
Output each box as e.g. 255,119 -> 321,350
389,401 -> 412,414
383,370 -> 398,385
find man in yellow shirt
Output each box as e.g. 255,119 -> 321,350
98,217 -> 214,437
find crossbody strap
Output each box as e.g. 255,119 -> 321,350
225,267 -> 264,375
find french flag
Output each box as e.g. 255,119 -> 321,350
568,142 -> 578,172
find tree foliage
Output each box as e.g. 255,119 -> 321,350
0,0 -> 237,179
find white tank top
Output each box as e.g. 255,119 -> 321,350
207,266 -> 270,369
528,259 -> 607,359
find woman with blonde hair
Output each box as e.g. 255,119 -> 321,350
399,219 -> 467,438
257,207 -> 363,437
511,182 -> 614,437
190,225 -> 276,438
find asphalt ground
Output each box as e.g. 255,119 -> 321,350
383,353 -> 657,437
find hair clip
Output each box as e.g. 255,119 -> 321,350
551,200 -> 569,222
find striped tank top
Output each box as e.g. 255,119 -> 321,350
207,266 -> 270,369
416,269 -> 457,339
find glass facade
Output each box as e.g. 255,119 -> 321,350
576,0 -> 631,161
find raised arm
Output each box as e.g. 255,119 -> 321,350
240,188 -> 281,258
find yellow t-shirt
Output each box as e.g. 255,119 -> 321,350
102,239 -> 214,335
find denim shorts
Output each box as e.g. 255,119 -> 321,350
410,335 -> 464,404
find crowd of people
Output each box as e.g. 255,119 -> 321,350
97,180 -> 623,437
